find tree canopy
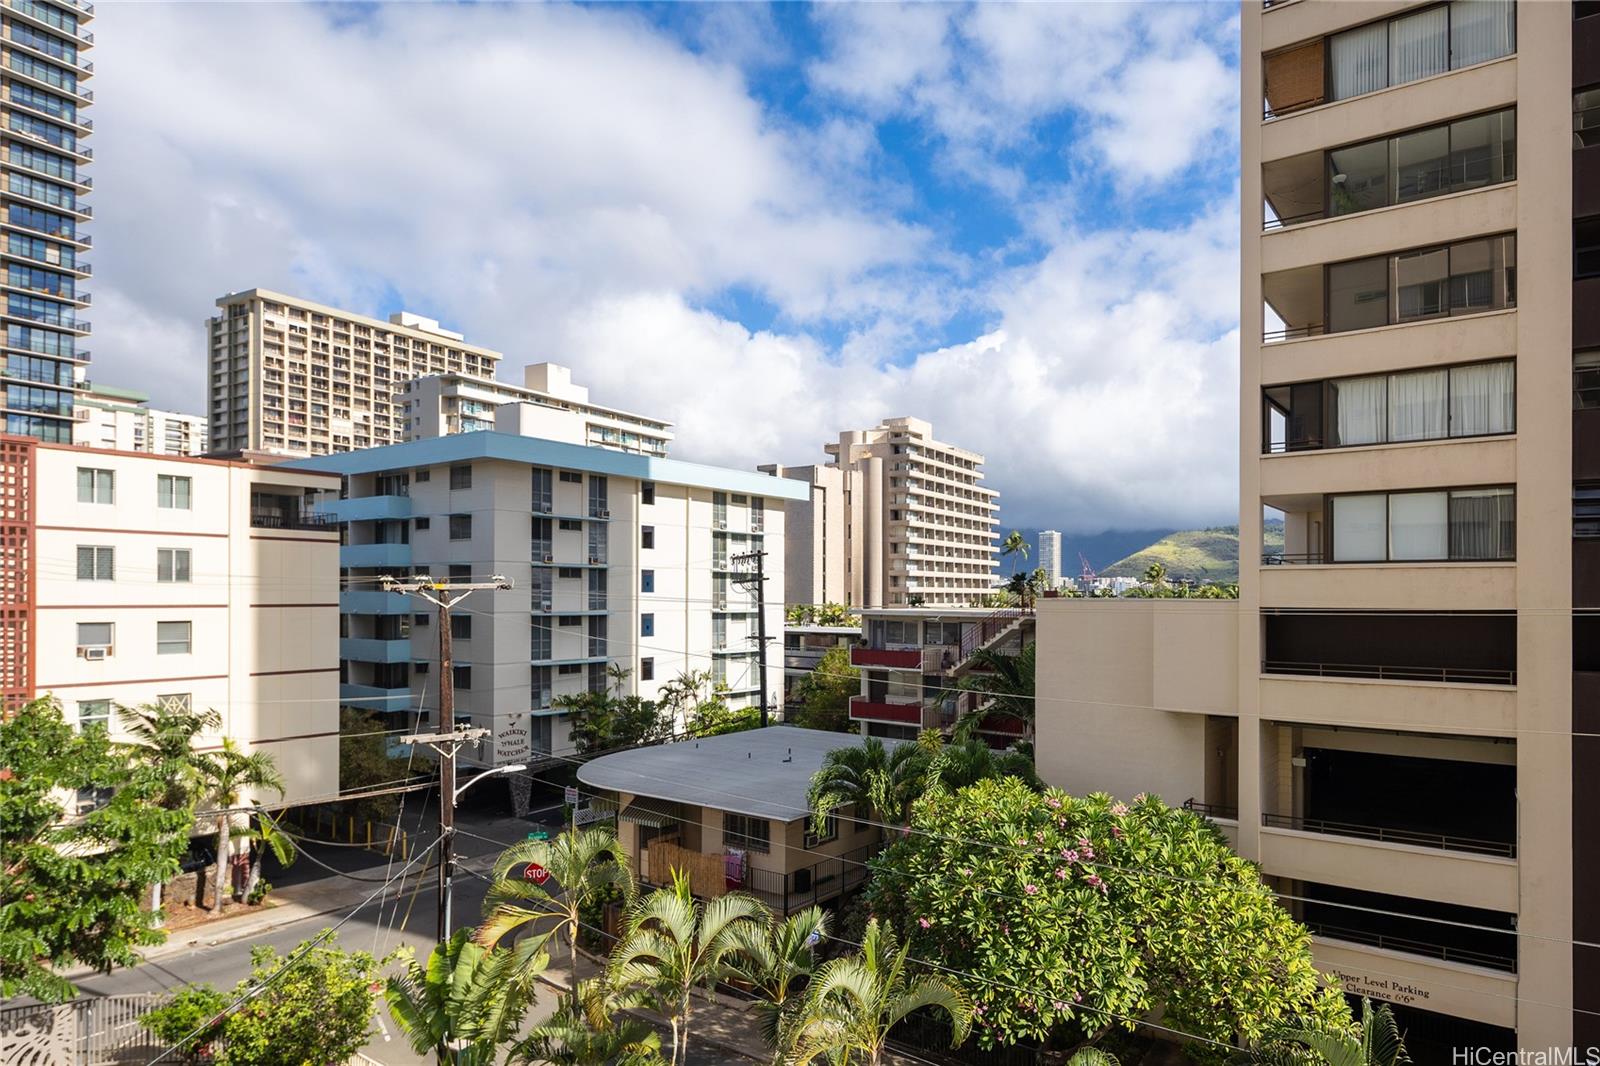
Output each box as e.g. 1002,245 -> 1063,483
790,645 -> 859,733
0,697 -> 194,1001
864,778 -> 1350,1053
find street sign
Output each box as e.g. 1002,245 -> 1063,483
564,785 -> 579,806
521,862 -> 551,885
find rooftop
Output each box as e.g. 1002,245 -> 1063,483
285,430 -> 808,500
576,726 -> 889,822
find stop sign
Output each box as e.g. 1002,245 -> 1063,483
521,862 -> 551,885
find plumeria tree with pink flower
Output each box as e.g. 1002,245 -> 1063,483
863,777 -> 1352,1059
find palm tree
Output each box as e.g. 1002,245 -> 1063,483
806,736 -> 932,836
386,928 -> 549,1065
1259,997 -> 1410,1066
607,663 -> 633,698
606,871 -> 770,1066
785,918 -> 972,1066
958,643 -> 1036,728
727,906 -> 828,1051
1000,530 -> 1029,578
924,729 -> 1041,794
478,826 -> 636,1001
115,702 -> 220,918
514,978 -> 664,1066
195,738 -> 284,914
240,809 -> 298,902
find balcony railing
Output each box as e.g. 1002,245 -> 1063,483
1263,324 -> 1326,343
1182,798 -> 1239,821
1263,660 -> 1515,685
250,508 -> 337,531
742,845 -> 875,914
1263,552 -> 1324,565
1264,812 -> 1515,858
1307,921 -> 1516,973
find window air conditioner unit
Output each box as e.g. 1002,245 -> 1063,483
598,509 -> 610,519
542,554 -> 554,563
540,601 -> 553,612
79,645 -> 109,660
714,520 -> 728,530
589,555 -> 602,564
713,597 -> 727,610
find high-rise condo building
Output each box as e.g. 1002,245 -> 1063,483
0,0 -> 92,444
207,289 -> 502,457
290,399 -> 804,771
1036,2 -> 1600,1056
1038,530 -> 1063,587
73,383 -> 206,456
761,417 -> 998,609
401,362 -> 673,455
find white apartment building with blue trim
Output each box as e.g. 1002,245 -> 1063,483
289,413 -> 806,768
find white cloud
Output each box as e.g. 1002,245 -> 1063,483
83,1 -> 1241,533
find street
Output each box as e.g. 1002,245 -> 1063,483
70,797 -> 753,1066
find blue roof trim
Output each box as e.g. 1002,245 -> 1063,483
284,433 -> 809,500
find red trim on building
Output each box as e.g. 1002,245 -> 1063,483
850,646 -> 922,669
249,667 -> 339,677
848,696 -> 923,725
250,603 -> 339,608
37,603 -> 228,610
36,525 -> 230,538
35,673 -> 229,690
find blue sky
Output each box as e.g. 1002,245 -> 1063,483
88,1 -> 1244,531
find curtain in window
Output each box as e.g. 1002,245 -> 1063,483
1390,7 -> 1448,86
1332,494 -> 1387,561
1451,0 -> 1515,70
1450,488 -> 1515,559
1330,21 -> 1388,101
1333,375 -> 1387,445
1449,361 -> 1515,436
1389,492 -> 1449,560
1388,368 -> 1448,442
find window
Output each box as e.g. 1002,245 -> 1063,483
558,566 -> 582,579
449,514 -> 472,540
641,570 -> 655,594
641,526 -> 655,549
641,613 -> 655,638
415,469 -> 431,482
76,621 -> 111,650
449,564 -> 471,580
559,519 -> 582,531
559,615 -> 582,627
157,693 -> 192,713
76,699 -> 110,731
415,660 -> 430,674
76,544 -> 113,580
1325,235 -> 1516,335
157,621 -> 193,655
452,665 -> 471,689
157,547 -> 191,583
558,663 -> 582,675
641,656 -> 655,681
414,517 -> 431,531
1328,1 -> 1513,104
804,813 -> 838,849
559,470 -> 582,484
641,481 -> 655,505
1578,87 -> 1600,149
1579,217 -> 1600,280
1332,488 -> 1515,562
450,614 -> 471,639
724,813 -> 770,853
76,467 -> 112,503
414,613 -> 430,626
589,475 -> 608,517
157,474 -> 192,510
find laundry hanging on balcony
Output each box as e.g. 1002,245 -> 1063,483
724,848 -> 747,890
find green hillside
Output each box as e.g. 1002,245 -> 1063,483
1100,522 -> 1284,584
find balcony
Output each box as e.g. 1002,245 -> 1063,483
339,637 -> 412,664
340,542 -> 412,569
848,696 -> 922,726
339,682 -> 412,715
849,646 -> 920,669
340,589 -> 413,615
1260,821 -> 1516,913
1300,882 -> 1516,975
322,494 -> 411,522
250,492 -> 338,532
1262,233 -> 1516,345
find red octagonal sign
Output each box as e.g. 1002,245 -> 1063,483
521,862 -> 551,886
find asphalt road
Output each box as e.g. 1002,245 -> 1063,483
70,794 -> 750,1066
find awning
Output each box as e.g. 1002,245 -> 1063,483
620,795 -> 685,828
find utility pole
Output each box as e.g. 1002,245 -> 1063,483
731,550 -> 771,727
382,573 -> 513,942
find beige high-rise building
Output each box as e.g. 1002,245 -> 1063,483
207,289 -> 502,457
1036,2 -> 1599,1057
762,417 -> 998,609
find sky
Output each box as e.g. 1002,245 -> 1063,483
86,1 -> 1243,533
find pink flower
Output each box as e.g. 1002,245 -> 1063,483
1074,991 -> 1083,1003
1045,796 -> 1062,809
1054,867 -> 1069,879
1024,883 -> 1040,895
1085,873 -> 1103,888
1052,1000 -> 1067,1012
1133,793 -> 1147,803
1111,825 -> 1125,840
1063,849 -> 1080,864
975,1004 -> 986,1015
1111,802 -> 1129,816
960,867 -> 972,876
918,917 -> 931,929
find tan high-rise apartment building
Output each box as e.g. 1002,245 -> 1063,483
1034,1 -> 1600,1056
207,289 -> 502,456
762,417 -> 998,608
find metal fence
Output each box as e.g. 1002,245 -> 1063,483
0,994 -> 163,1065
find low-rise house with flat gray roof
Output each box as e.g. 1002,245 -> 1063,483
577,725 -> 886,914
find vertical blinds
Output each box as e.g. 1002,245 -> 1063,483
1328,0 -> 1515,104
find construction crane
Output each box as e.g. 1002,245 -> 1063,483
1078,552 -> 1097,582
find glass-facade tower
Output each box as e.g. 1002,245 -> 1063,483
0,0 -> 91,442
